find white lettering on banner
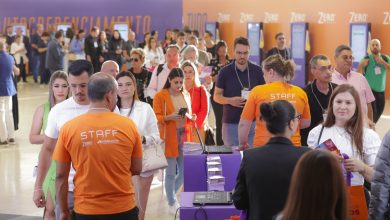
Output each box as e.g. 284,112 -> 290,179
290,12 -> 306,22
240,13 -> 254,23
384,12 -> 390,25
270,93 -> 296,100
349,12 -> 368,23
80,129 -> 118,140
264,12 -> 279,23
218,13 -> 231,23
318,12 -> 336,24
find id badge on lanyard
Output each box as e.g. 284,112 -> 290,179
322,110 -> 328,122
374,65 -> 381,75
241,88 -> 250,100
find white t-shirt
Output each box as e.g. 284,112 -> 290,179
45,97 -> 89,191
307,124 -> 380,186
145,63 -> 171,99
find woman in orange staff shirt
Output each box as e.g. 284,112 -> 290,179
238,54 -> 311,148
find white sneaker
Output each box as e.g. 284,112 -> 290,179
168,202 -> 180,215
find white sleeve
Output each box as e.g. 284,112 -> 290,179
363,128 -> 381,166
144,48 -> 152,68
44,107 -> 59,139
10,43 -> 17,54
144,104 -> 161,144
145,67 -> 158,99
307,124 -> 322,148
158,47 -> 165,64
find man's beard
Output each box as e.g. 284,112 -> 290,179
372,49 -> 379,55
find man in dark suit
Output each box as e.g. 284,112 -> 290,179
84,26 -> 100,72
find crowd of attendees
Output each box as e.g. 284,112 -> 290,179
1,24 -> 390,220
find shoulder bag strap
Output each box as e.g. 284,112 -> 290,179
317,125 -> 325,146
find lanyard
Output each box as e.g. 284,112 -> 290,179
234,64 -> 250,89
310,82 -> 333,112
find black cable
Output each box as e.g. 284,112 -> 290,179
194,205 -> 208,220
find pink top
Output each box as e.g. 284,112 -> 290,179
332,70 -> 375,115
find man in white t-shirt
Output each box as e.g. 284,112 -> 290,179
33,60 -> 94,218
145,44 -> 180,99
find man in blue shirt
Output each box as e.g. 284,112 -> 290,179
31,24 -> 43,83
0,41 -> 19,145
214,37 -> 265,147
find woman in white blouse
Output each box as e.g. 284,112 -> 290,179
116,71 -> 160,220
144,37 -> 165,70
308,84 -> 380,187
10,35 -> 29,82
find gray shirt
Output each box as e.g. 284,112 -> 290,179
45,40 -> 64,71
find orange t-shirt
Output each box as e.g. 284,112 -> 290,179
53,112 -> 142,215
241,81 -> 310,147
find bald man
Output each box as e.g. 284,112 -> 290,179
101,60 -> 120,76
358,39 -> 390,123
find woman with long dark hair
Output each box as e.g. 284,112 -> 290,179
108,30 -> 124,67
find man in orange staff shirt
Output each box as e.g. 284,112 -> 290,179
53,72 -> 142,220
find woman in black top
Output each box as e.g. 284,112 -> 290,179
97,31 -> 109,71
128,48 -> 152,104
108,30 -> 124,67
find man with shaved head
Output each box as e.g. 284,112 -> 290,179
101,60 -> 120,76
358,39 -> 390,123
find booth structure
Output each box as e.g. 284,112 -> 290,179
290,22 -> 309,88
56,23 -> 72,33
113,23 -> 129,41
247,22 -> 263,65
350,23 -> 371,70
205,21 -> 219,42
12,23 -> 27,36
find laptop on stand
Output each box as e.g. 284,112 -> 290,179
193,125 -> 233,154
193,191 -> 233,205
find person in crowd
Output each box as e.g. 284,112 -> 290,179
15,27 -> 32,63
192,29 -> 200,38
204,30 -> 216,58
183,28 -> 192,44
128,48 -> 152,103
33,60 -> 94,219
307,84 -> 381,203
84,26 -> 100,72
69,29 -> 86,60
151,30 -> 159,42
181,45 -> 203,73
239,54 -> 310,148
10,35 -> 29,82
45,31 -> 65,75
332,44 -> 375,122
266,32 -> 291,60
358,39 -> 390,123
187,35 -> 209,66
146,44 -> 180,100
122,29 -> 138,70
54,73 -> 142,220
277,150 -> 348,220
370,129 -> 390,220
300,55 -> 337,146
116,71 -> 160,220
162,29 -> 173,52
214,37 -> 264,147
63,28 -> 74,73
0,41 -> 19,145
38,32 -> 50,84
100,60 -> 119,77
29,71 -> 69,220
97,31 -> 110,71
30,24 -> 43,83
182,60 -> 208,141
171,29 -> 180,45
153,68 -> 194,214
138,32 -> 150,49
210,40 -> 231,145
233,100 -> 311,220
144,37 -> 165,71
5,25 -> 14,48
108,30 -> 124,67
176,32 -> 187,53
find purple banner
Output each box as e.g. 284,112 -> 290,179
0,0 -> 182,41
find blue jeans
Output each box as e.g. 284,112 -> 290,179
30,55 -> 40,82
165,127 -> 185,206
222,122 -> 256,147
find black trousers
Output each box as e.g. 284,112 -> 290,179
74,207 -> 139,220
210,97 -> 224,146
372,90 -> 385,123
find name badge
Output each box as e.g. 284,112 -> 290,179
322,110 -> 328,122
94,41 -> 98,48
374,66 -> 381,75
241,88 -> 250,100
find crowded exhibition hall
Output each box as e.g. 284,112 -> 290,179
1,0 -> 390,219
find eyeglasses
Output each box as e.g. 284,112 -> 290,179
314,65 -> 334,72
130,58 -> 139,62
294,114 -> 302,120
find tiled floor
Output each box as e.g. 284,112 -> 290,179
1,79 -> 390,220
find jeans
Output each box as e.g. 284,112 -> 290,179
30,55 -> 40,82
0,96 -> 15,142
372,90 -> 385,123
56,191 -> 74,220
74,207 -> 139,220
165,127 -> 185,206
222,122 -> 256,147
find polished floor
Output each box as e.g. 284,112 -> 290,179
1,79 -> 390,220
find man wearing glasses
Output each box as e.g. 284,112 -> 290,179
332,44 -> 375,122
214,37 -> 264,147
300,55 -> 337,146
